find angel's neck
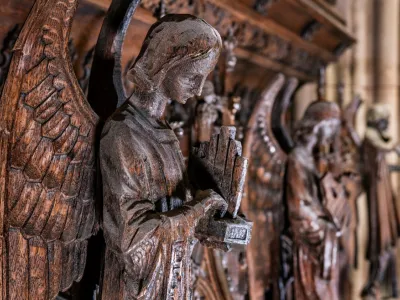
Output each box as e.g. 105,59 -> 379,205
129,89 -> 169,120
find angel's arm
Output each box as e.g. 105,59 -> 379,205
365,128 -> 400,153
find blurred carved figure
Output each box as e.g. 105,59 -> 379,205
194,80 -> 222,142
286,101 -> 350,300
361,103 -> 400,299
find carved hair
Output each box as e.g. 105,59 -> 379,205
367,103 -> 390,124
127,14 -> 222,92
294,101 -> 340,144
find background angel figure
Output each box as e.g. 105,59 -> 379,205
100,15 -> 249,299
193,80 -> 222,142
361,103 -> 400,299
285,101 -> 350,300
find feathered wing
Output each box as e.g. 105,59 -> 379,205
242,74 -> 293,299
339,96 -> 362,268
341,95 -> 362,166
0,0 -> 98,298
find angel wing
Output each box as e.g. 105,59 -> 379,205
0,0 -> 100,298
242,74 -> 297,299
341,95 -> 362,169
339,95 -> 362,269
88,0 -> 141,119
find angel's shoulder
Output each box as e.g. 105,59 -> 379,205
100,109 -> 150,161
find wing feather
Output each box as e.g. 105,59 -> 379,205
2,0 -> 98,243
8,229 -> 29,299
48,241 -> 63,298
0,0 -> 99,297
242,74 -> 291,297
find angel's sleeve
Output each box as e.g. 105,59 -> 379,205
100,119 -> 203,247
100,120 -> 164,253
100,119 -> 204,297
365,128 -> 399,152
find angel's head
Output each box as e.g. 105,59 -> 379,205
366,103 -> 391,142
127,14 -> 222,105
294,101 -> 341,151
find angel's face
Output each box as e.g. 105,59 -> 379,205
318,119 -> 340,143
315,119 -> 341,153
162,56 -> 217,104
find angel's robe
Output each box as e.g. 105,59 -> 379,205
285,148 -> 340,300
363,129 -> 400,273
100,101 -> 197,299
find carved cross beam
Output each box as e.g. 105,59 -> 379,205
84,0 -> 354,81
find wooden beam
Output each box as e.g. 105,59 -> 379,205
85,0 -> 157,24
207,0 -> 337,62
287,0 -> 355,44
83,0 -> 346,81
85,0 -> 343,62
235,48 -> 315,82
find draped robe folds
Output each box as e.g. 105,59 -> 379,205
363,136 -> 400,268
100,102 -> 198,299
285,150 -> 340,300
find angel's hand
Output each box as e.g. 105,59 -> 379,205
194,189 -> 227,216
178,189 -> 226,230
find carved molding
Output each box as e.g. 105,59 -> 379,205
253,0 -> 279,15
301,20 -> 322,42
85,0 -> 353,80
140,0 -> 323,77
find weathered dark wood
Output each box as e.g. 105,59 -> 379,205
99,13 -> 251,299
0,0 -> 99,299
85,0 -> 355,81
285,100 -> 345,300
0,0 -> 361,298
88,0 -> 141,120
242,74 -> 288,300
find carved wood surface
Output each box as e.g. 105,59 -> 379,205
0,0 -> 361,299
84,0 -> 354,81
242,74 -> 288,300
0,0 -> 99,298
285,100 -> 343,300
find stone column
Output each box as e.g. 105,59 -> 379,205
326,62 -> 339,102
293,82 -> 317,121
374,2 -> 400,296
375,0 -> 399,150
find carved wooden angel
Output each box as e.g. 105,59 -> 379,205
361,103 -> 400,299
243,74 -> 353,300
99,13 -> 251,300
286,99 -> 350,300
0,0 -> 251,299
